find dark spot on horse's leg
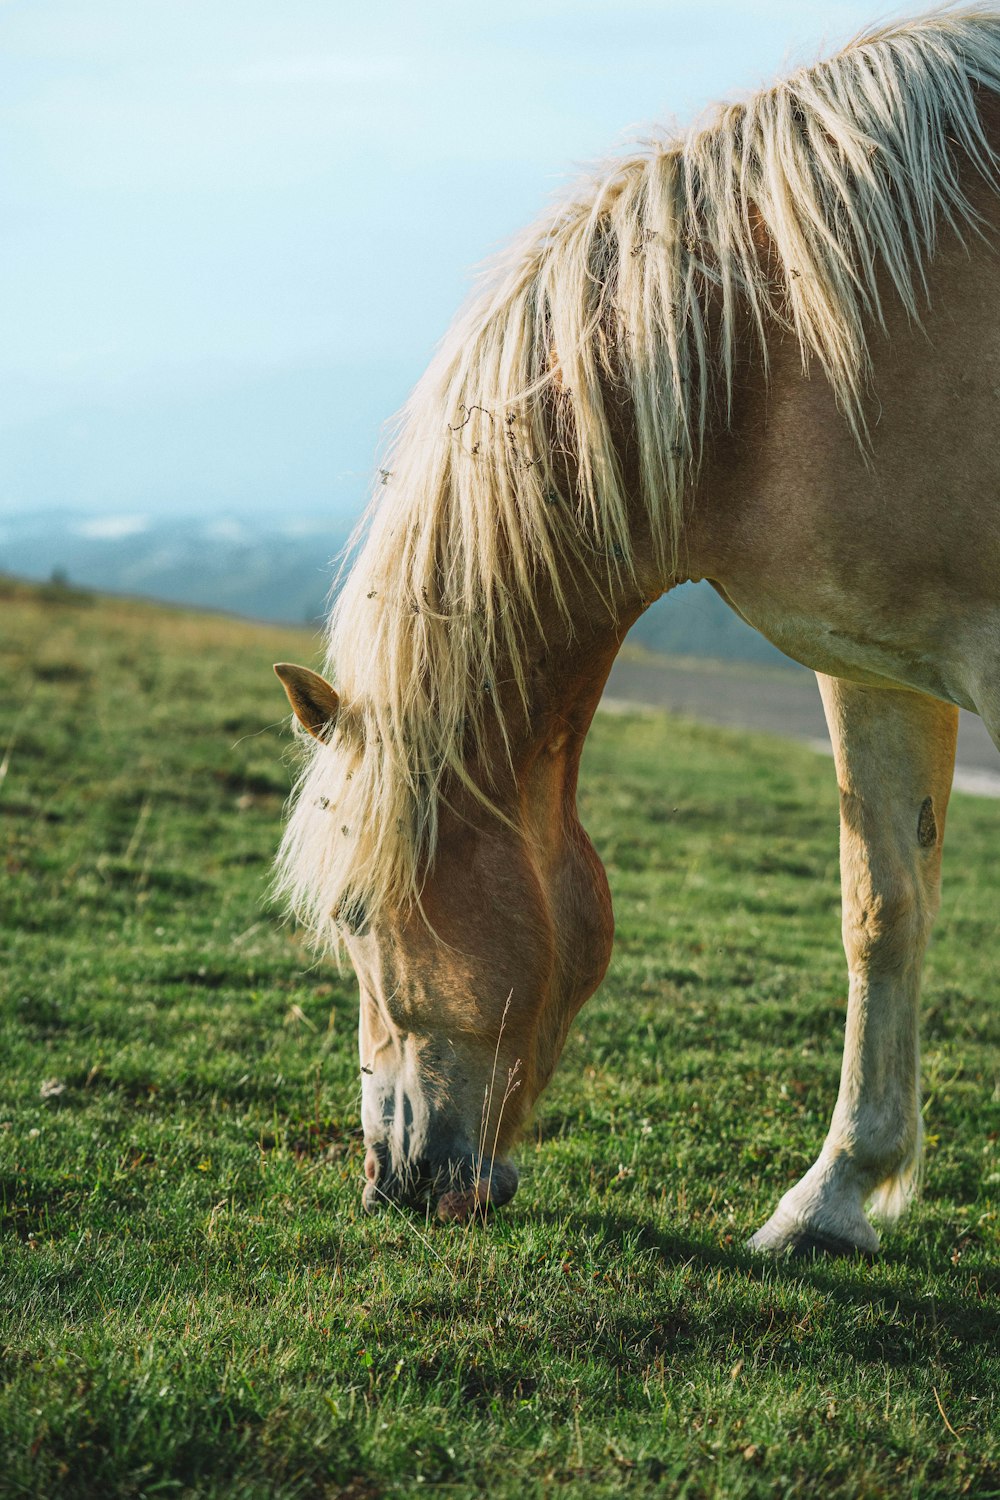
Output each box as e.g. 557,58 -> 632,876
917,796 -> 937,849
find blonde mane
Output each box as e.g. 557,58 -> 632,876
277,7 -> 1000,949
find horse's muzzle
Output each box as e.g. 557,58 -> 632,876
362,1143 -> 519,1221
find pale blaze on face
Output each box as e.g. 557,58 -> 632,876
275,663 -> 615,1220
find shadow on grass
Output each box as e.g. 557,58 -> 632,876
522,1207 -> 1000,1366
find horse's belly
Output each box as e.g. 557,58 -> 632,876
711,578 -> 985,711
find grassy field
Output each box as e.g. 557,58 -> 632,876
1,577 -> 998,1499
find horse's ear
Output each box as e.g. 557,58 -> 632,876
274,663 -> 340,740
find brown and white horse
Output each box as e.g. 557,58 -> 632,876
275,9 -> 1000,1254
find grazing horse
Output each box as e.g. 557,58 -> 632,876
275,9 -> 1000,1253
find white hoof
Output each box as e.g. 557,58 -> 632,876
749,1151 -> 886,1257
748,1210 -> 880,1257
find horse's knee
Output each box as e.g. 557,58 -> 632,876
842,880 -> 930,972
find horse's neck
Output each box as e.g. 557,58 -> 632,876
514,560 -> 654,772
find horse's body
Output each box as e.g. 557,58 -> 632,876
276,10 -> 1000,1252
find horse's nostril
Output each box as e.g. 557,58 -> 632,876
362,1142 -> 392,1210
362,1179 -> 384,1213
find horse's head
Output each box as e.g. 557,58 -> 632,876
275,658 -> 616,1220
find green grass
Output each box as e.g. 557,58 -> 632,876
1,576 -> 998,1499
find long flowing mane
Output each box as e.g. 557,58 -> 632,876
277,7 -> 1000,949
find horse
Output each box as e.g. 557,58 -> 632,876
274,8 -> 1000,1254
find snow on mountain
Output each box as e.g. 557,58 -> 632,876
74,514 -> 151,541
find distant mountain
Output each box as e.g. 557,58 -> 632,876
0,510 -> 794,666
0,512 -> 350,627
629,581 -> 793,668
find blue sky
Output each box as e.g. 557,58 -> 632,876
0,0 -> 895,522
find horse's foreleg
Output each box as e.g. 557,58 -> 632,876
750,677 -> 957,1256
